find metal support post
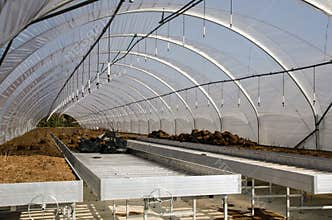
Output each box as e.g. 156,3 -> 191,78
72,202 -> 76,220
223,195 -> 228,220
170,198 -> 174,220
126,200 -> 129,220
144,199 -> 148,220
286,187 -> 290,220
192,198 -> 196,220
251,179 -> 255,216
268,182 -> 272,203
174,119 -> 177,135
113,201 -> 116,220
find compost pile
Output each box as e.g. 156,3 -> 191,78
147,129 -> 332,158
0,128 -> 76,183
148,129 -> 256,147
77,130 -> 127,153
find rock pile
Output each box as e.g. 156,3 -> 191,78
148,129 -> 256,147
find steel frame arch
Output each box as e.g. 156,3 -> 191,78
83,49 -> 223,131
65,74 -> 164,122
102,33 -> 260,140
1,3 -> 322,122
96,78 -> 161,120
67,86 -> 144,122
120,8 -> 319,120
121,75 -> 173,115
113,62 -> 196,124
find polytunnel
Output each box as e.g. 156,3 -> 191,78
1,0 -> 332,151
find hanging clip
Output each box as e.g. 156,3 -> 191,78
230,0 -> 233,28
96,72 -> 100,89
88,80 -> 91,94
282,95 -> 285,108
107,63 -> 111,82
159,8 -> 165,24
203,0 -> 206,37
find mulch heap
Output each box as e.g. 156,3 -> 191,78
147,129 -> 332,159
148,129 -> 257,147
0,127 -> 77,183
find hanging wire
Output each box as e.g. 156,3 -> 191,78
324,16 -> 330,61
248,46 -> 252,74
221,82 -> 224,108
88,53 -> 91,93
237,86 -> 241,107
107,24 -> 112,83
313,66 -> 316,105
282,73 -> 285,108
99,0 -> 204,77
71,77 -> 74,102
82,60 -> 84,97
108,25 -> 111,63
167,20 -> 170,51
185,89 -> 188,109
76,70 -> 79,101
257,77 -> 261,107
49,0 -> 124,114
144,38 -> 147,61
207,84 -> 210,107
96,41 -> 100,89
69,72 -> 71,102
230,0 -> 233,28
182,14 -> 186,45
136,43 -> 140,62
155,30 -> 158,56
195,87 -> 198,108
203,0 -> 206,37
68,60 -> 332,118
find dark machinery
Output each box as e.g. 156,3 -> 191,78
77,130 -> 127,154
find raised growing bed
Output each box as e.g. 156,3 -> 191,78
0,128 -> 83,207
137,137 -> 332,172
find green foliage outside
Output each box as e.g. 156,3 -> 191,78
37,113 -> 80,127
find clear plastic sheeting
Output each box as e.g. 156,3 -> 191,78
0,0 -> 331,151
0,0 -> 81,47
